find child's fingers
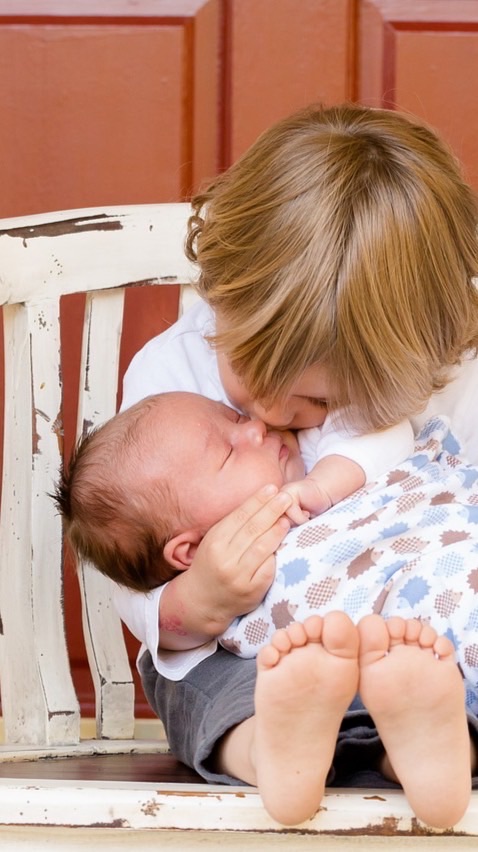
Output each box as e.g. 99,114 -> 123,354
196,486 -> 293,607
238,515 -> 289,569
241,554 -> 277,607
224,487 -> 293,551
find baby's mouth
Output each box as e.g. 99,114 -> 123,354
279,442 -> 289,461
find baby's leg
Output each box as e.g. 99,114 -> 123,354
219,612 -> 360,825
358,614 -> 473,829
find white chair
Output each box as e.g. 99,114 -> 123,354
0,204 -> 477,849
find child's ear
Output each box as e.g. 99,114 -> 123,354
163,530 -> 204,572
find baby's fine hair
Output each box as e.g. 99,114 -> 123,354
186,102 -> 478,431
54,397 -> 180,593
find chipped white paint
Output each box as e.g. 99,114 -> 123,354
0,204 -> 477,847
0,298 -> 80,745
0,204 -> 196,305
76,289 -> 135,739
0,780 -> 476,849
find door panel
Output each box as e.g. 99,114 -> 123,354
223,0 -> 354,164
358,0 -> 478,189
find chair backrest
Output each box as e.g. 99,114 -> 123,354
0,204 -> 194,746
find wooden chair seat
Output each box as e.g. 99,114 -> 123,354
1,204 -> 477,849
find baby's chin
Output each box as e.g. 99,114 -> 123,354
279,435 -> 304,483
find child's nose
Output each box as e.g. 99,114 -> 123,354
249,400 -> 291,429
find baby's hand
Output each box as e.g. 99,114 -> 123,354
281,477 -> 333,521
281,456 -> 366,521
278,488 -> 311,526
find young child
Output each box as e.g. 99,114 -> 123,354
57,390 -> 478,829
61,101 -> 478,827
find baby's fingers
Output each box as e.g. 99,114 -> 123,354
285,503 -> 310,525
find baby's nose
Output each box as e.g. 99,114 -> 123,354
236,418 -> 267,446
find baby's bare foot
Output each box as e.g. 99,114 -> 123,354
253,612 -> 359,825
358,614 -> 471,829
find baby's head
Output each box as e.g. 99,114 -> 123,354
55,392 -> 304,592
187,102 -> 478,432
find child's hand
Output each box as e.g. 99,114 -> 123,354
186,485 -> 293,635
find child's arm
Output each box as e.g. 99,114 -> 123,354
158,485 -> 293,650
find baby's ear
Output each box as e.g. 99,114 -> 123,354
163,530 -> 203,571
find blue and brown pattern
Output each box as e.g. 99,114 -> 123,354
220,417 -> 478,714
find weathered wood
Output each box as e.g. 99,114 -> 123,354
0,204 -> 195,304
0,779 -> 476,847
76,289 -> 135,739
0,298 -> 80,745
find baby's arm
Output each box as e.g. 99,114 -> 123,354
282,417 -> 415,518
283,454 -> 365,516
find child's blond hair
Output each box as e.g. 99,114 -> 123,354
55,397 -> 180,592
186,103 -> 478,431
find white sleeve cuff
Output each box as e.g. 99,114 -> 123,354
113,581 -> 218,681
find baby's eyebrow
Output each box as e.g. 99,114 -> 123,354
202,415 -> 229,456
202,418 -> 216,453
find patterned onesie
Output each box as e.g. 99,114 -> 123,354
220,417 -> 478,716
